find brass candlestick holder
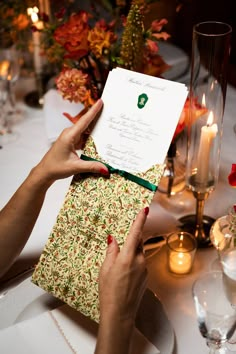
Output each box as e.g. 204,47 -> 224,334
179,190 -> 215,247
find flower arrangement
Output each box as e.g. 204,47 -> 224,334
40,0 -> 171,110
0,1 -> 34,48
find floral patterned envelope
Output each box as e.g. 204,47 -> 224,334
32,69 -> 188,323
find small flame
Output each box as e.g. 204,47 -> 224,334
202,94 -> 206,107
27,7 -> 39,22
31,12 -> 39,23
207,111 -> 214,126
0,60 -> 10,78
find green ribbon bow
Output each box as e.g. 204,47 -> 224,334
80,154 -> 157,192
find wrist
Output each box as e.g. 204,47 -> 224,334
27,165 -> 55,191
100,311 -> 135,341
95,315 -> 134,354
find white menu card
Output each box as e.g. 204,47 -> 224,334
91,68 -> 188,173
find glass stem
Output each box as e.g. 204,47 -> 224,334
166,156 -> 174,198
166,142 -> 177,198
8,81 -> 16,110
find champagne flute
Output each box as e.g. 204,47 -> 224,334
192,271 -> 236,353
0,47 -> 20,145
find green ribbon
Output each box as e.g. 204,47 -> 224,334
80,154 -> 157,192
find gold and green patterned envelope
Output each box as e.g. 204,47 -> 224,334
32,68 -> 188,323
32,137 -> 165,323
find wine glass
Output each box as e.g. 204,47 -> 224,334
0,46 -> 20,145
209,214 -> 232,271
192,271 -> 236,353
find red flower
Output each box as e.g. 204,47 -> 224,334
54,12 -> 90,59
228,164 -> 236,187
55,7 -> 66,20
172,97 -> 208,141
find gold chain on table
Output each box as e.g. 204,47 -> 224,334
49,311 -> 77,354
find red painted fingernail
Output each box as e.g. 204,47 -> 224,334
100,168 -> 110,176
107,235 -> 113,245
144,207 -> 149,215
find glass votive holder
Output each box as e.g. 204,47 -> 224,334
166,232 -> 197,275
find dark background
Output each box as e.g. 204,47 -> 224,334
146,0 -> 236,86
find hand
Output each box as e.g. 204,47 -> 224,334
99,207 -> 148,323
0,99 -> 109,279
34,99 -> 109,186
95,208 -> 149,354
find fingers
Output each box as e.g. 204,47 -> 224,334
71,99 -> 103,137
102,235 -> 119,270
122,207 -> 149,258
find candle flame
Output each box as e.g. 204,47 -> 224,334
27,7 -> 39,15
0,60 -> 10,78
202,94 -> 206,107
207,111 -> 214,126
27,7 -> 39,23
31,12 -> 39,23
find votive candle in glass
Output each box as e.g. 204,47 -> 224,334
167,232 -> 197,274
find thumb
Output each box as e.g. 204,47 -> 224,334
76,160 -> 109,175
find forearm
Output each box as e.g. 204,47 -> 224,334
94,314 -> 134,354
0,166 -> 53,278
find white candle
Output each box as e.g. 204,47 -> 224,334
196,111 -> 218,184
30,11 -> 44,75
169,248 -> 192,274
39,0 -> 51,19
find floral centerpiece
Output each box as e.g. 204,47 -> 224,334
0,1 -> 34,49
38,0 -> 208,197
39,0 -> 171,113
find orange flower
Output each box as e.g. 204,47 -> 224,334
56,68 -> 89,103
142,55 -> 170,77
145,39 -> 159,55
5,8 -> 15,18
88,27 -> 116,59
150,19 -> 170,41
228,164 -> 236,187
151,19 -> 168,32
54,12 -> 90,59
12,13 -> 29,31
42,2 -> 170,110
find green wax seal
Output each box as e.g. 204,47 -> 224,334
137,93 -> 148,109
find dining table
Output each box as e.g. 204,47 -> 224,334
0,43 -> 236,353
